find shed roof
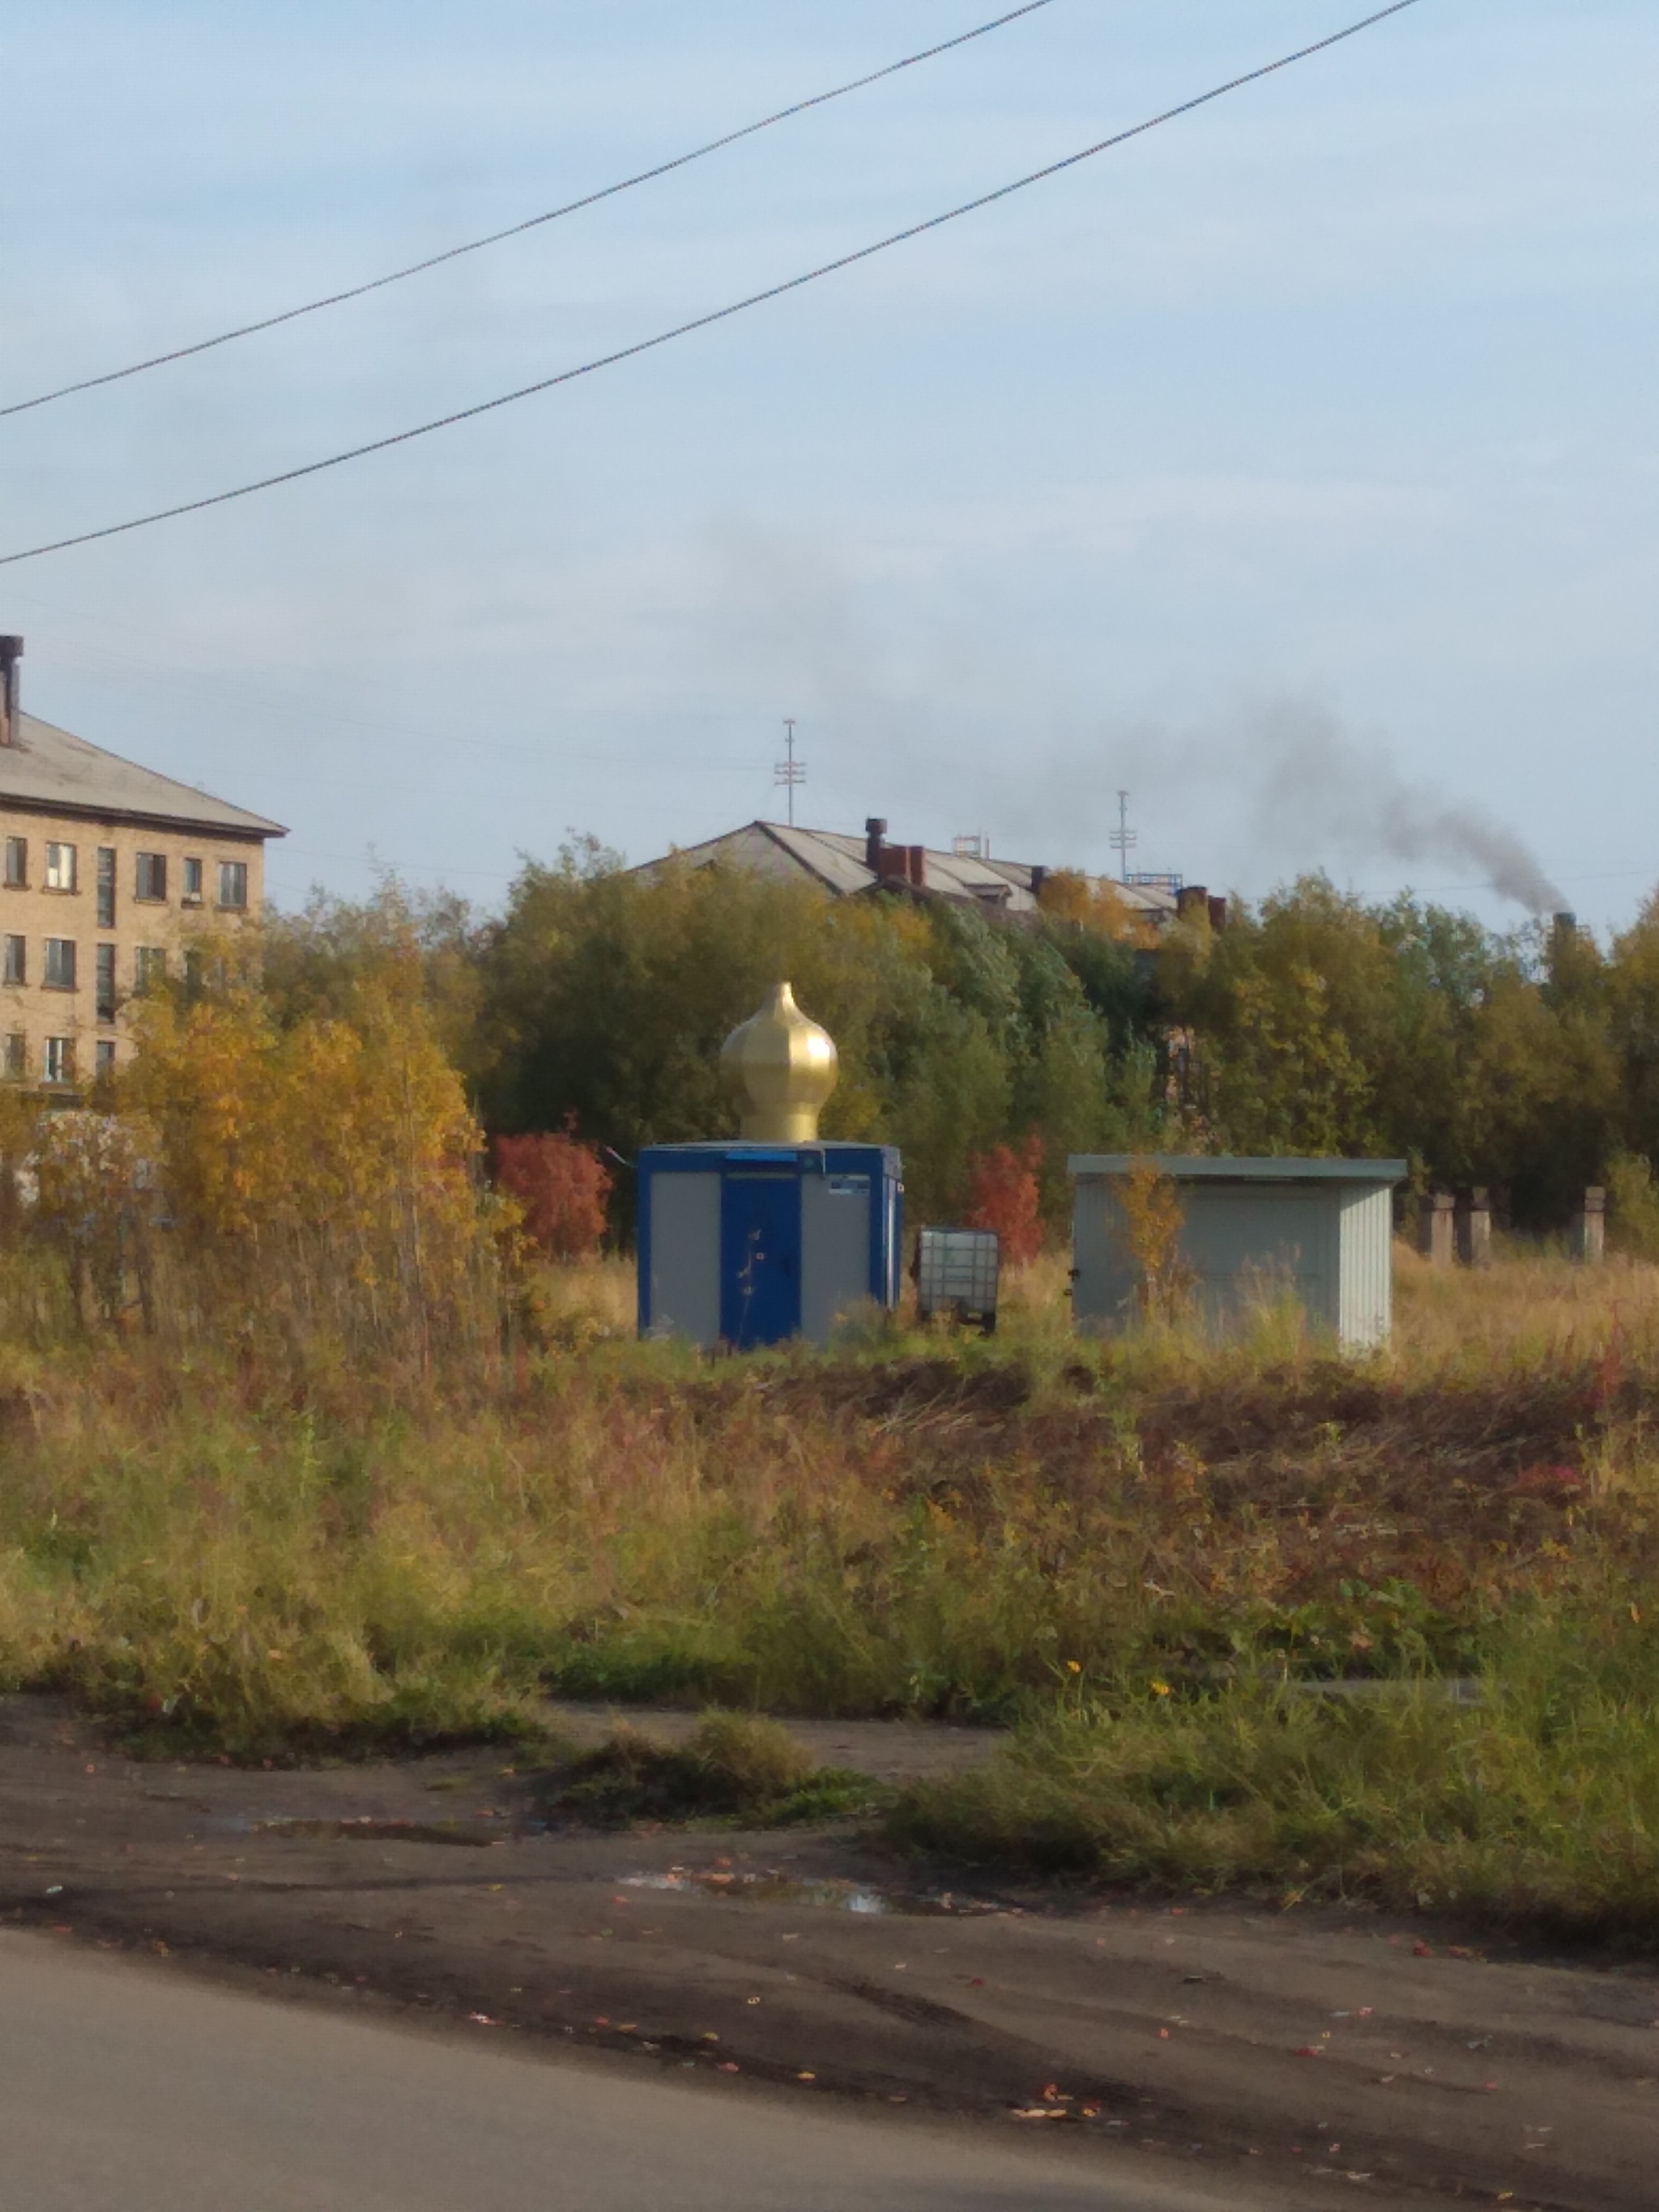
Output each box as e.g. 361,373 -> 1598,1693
1069,1155 -> 1408,1184
0,712 -> 285,839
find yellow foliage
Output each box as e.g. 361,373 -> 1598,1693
1038,870 -> 1154,947
121,979 -> 492,1357
1117,1157 -> 1196,1325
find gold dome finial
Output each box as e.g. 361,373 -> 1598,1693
720,981 -> 838,1143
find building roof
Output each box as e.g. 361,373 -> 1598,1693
1070,1155 -> 1408,1183
0,712 -> 285,839
637,820 -> 1179,919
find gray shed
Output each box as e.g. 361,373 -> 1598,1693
1069,1156 -> 1408,1350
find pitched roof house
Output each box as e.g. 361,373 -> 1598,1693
636,816 -> 1199,927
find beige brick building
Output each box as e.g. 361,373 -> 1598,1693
0,637 -> 284,1088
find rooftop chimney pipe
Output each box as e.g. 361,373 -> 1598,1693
864,816 -> 887,874
0,637 -> 20,750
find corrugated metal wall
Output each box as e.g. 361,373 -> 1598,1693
1073,1173 -> 1392,1350
1337,1184 -> 1394,1349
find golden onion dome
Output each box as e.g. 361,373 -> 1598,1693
720,981 -> 838,1143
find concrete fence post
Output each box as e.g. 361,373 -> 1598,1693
1456,1187 -> 1493,1269
1418,1191 -> 1456,1266
1571,1187 -> 1606,1265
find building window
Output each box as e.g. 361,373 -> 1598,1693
134,851 -> 167,902
45,842 -> 77,893
42,1037 -> 72,1085
4,837 -> 26,889
96,943 -> 117,1025
2,936 -> 23,987
182,855 -> 204,905
43,939 -> 76,991
217,859 -> 249,911
94,1039 -> 117,1078
135,946 -> 167,994
2,1034 -> 23,1080
96,846 -> 116,928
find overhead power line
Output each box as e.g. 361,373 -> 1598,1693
0,1 -> 1059,421
0,0 -> 1424,571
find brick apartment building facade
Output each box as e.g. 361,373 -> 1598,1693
0,637 -> 284,1088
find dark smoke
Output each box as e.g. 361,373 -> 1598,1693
1249,698 -> 1566,914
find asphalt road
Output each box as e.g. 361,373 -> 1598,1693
0,1934 -> 1333,2212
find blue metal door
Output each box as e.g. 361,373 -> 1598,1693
720,1173 -> 801,1347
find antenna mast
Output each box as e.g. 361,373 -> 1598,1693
774,717 -> 805,827
1109,789 -> 1138,883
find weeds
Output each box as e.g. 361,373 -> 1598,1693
5,1243 -> 1659,1929
884,1597 -> 1659,1937
535,1713 -> 877,1829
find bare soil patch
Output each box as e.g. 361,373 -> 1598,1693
4,1694 -> 1656,2210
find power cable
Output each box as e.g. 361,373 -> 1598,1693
0,1 -> 1059,420
0,0 -> 1425,570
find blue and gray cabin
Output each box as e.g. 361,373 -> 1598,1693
638,1142 -> 903,1350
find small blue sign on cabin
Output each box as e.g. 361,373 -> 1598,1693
638,1144 -> 903,1349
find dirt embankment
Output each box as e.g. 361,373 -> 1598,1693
3,1694 -> 1656,2211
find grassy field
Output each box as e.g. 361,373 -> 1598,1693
3,1241 -> 1659,1932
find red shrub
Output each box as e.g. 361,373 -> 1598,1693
493,1127 -> 612,1260
964,1133 -> 1046,1267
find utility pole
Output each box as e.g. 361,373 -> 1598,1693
774,718 -> 805,827
1109,789 -> 1138,883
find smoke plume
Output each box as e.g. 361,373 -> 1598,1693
1247,698 -> 1566,914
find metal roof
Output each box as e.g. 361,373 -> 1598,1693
635,821 -> 1179,918
1069,1155 -> 1408,1183
0,712 -> 286,839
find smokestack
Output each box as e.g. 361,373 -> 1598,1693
0,637 -> 20,749
864,816 -> 887,875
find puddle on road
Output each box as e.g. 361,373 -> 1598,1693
223,1816 -> 500,1848
617,1869 -> 1004,1916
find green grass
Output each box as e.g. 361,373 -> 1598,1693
884,1600 -> 1659,1937
535,1713 -> 881,1829
4,1249 -> 1659,1935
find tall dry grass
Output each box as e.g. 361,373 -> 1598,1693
2,1225 -> 1659,1925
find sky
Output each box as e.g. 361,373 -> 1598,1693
2,0 -> 1655,931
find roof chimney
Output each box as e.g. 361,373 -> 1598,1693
864,816 -> 887,874
0,637 -> 20,749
